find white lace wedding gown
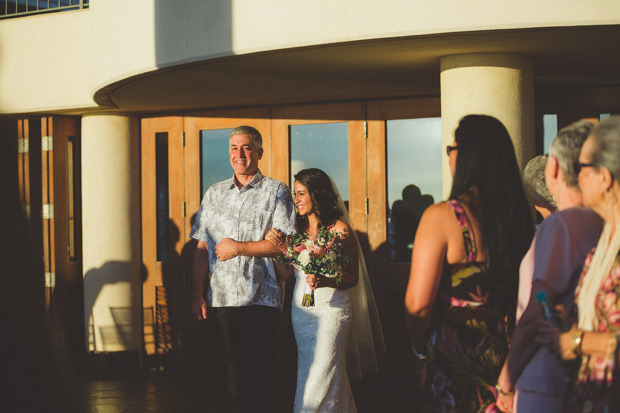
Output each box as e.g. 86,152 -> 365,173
291,266 -> 357,413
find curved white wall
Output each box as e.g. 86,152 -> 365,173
0,0 -> 619,113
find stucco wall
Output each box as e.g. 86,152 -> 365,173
0,0 -> 619,113
0,10 -> 92,113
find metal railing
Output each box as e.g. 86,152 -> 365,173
1,0 -> 88,20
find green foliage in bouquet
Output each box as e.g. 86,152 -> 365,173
276,226 -> 351,307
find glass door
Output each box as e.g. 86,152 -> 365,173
17,116 -> 84,365
45,116 -> 83,365
366,97 -> 442,384
366,97 -> 442,275
181,111 -> 271,373
184,109 -> 272,232
272,102 -> 366,235
140,116 -> 184,362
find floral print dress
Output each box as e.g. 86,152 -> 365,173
419,200 -> 511,413
568,251 -> 620,413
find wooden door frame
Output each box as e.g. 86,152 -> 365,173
140,116 -> 184,356
48,116 -> 84,361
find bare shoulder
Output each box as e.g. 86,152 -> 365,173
330,220 -> 352,238
420,202 -> 454,225
414,202 -> 458,245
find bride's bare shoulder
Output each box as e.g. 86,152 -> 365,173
330,220 -> 352,237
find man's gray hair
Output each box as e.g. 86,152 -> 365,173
230,125 -> 263,150
589,116 -> 620,180
523,155 -> 556,211
548,119 -> 595,188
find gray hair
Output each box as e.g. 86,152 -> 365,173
230,125 -> 263,150
589,116 -> 620,180
548,119 -> 595,188
523,155 -> 556,210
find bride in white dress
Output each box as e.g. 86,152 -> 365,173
267,168 -> 385,413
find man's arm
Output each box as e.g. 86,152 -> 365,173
216,182 -> 296,261
215,238 -> 282,261
192,241 -> 209,320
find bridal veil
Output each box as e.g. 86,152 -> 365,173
330,177 -> 386,380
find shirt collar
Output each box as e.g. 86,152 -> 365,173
229,169 -> 264,190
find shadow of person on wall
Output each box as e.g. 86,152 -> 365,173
390,184 -> 434,262
152,213 -> 232,408
83,261 -> 145,372
160,219 -> 185,370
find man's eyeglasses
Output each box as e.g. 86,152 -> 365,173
446,145 -> 458,156
575,162 -> 597,175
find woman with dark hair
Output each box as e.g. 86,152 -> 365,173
405,115 -> 535,411
266,168 -> 384,412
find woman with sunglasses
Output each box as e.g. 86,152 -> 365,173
537,116 -> 620,412
405,115 -> 535,411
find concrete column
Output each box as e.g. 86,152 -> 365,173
81,114 -> 141,354
440,53 -> 535,198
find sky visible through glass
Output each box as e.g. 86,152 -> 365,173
200,129 -> 233,197
542,114 -> 558,154
290,123 -> 349,201
387,118 -> 442,208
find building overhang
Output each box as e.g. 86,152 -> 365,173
95,25 -> 620,114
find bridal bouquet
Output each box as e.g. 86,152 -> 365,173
276,226 -> 350,307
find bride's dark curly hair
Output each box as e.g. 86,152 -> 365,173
294,168 -> 342,233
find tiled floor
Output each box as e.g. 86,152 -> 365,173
81,372 -> 233,412
79,370 -> 411,413
74,297 -> 415,412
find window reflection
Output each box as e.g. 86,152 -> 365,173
67,136 -> 77,261
200,129 -> 232,197
542,114 -> 558,154
387,118 -> 442,262
156,133 -> 169,262
290,123 -> 349,205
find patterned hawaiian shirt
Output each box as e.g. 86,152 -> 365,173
190,170 -> 296,308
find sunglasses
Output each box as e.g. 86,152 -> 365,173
446,145 -> 458,156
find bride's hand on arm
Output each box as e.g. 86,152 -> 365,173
404,203 -> 449,352
265,228 -> 287,254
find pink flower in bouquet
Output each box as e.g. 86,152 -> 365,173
309,244 -> 326,258
607,309 -> 620,325
603,291 -> 617,309
294,243 -> 307,255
